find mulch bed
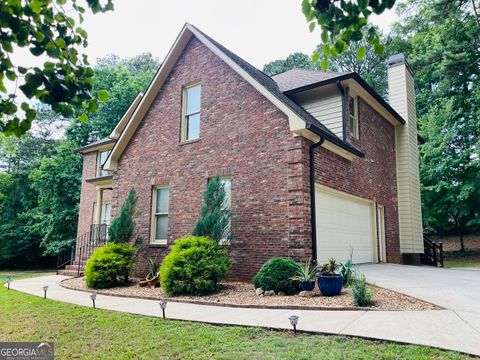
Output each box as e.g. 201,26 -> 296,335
61,277 -> 440,311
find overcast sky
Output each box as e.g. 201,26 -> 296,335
79,0 -> 399,68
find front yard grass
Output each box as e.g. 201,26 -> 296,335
444,250 -> 480,268
0,276 -> 470,359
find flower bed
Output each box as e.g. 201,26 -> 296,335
61,277 -> 439,311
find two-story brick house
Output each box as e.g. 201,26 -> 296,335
67,24 -> 424,279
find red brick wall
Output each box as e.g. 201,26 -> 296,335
112,38 -> 310,279
313,96 -> 401,263
77,152 -> 112,245
78,38 -> 402,278
77,152 -> 97,239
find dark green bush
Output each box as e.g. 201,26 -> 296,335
253,258 -> 299,295
160,236 -> 231,295
85,243 -> 135,289
108,187 -> 137,244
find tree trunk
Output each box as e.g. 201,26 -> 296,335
459,227 -> 465,252
453,215 -> 465,252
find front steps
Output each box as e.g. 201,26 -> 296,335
57,263 -> 84,277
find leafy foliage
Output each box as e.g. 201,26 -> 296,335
146,257 -> 160,280
391,0 -> 480,247
263,28 -> 390,98
263,52 -> 320,76
160,236 -> 231,295
253,258 -> 299,295
29,141 -> 82,255
319,258 -> 340,276
290,259 -> 317,283
192,176 -> 230,243
340,259 -> 355,287
108,187 -> 137,244
301,0 -> 395,69
351,272 -> 374,307
0,0 -> 114,136
84,243 -> 135,289
67,53 -> 160,146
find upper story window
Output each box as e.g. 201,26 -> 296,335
181,83 -> 201,141
349,95 -> 359,139
98,150 -> 111,177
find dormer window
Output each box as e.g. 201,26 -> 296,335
98,150 -> 111,177
181,83 -> 201,141
349,95 -> 359,139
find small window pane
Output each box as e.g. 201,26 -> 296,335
187,113 -> 200,140
156,188 -> 169,213
186,85 -> 201,114
155,214 -> 168,240
349,96 -> 356,116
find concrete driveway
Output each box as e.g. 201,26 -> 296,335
359,264 -> 480,333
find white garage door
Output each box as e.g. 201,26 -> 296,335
315,187 -> 376,264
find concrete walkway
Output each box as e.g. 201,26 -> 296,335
359,263 -> 480,343
7,275 -> 480,356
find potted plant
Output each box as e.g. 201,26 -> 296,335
318,258 -> 343,296
138,278 -> 148,287
290,259 -> 317,291
146,258 -> 161,287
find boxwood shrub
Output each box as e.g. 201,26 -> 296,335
160,236 -> 231,295
84,243 -> 135,289
253,258 -> 299,295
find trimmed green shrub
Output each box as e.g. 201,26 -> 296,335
352,272 -> 374,307
253,258 -> 299,295
192,176 -> 230,243
85,243 -> 135,289
160,236 -> 231,295
108,187 -> 137,244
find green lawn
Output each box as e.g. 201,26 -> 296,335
444,250 -> 480,268
0,273 -> 470,359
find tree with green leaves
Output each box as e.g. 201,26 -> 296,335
391,0 -> 480,249
67,53 -> 160,146
263,52 -> 320,76
192,176 -> 230,243
0,0 -> 113,137
28,140 -> 82,254
108,187 -> 137,244
263,28 -> 390,98
301,0 -> 395,69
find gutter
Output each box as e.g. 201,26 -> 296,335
306,123 -> 365,158
336,81 -> 347,141
309,136 -> 325,264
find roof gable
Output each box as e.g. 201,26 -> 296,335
104,24 -> 363,171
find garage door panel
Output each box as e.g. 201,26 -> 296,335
316,188 -> 375,264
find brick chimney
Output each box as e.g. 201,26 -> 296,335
387,54 -> 424,257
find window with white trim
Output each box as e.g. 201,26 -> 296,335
151,186 -> 169,244
349,95 -> 359,139
182,83 -> 201,141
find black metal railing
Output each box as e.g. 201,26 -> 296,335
56,224 -> 109,276
421,234 -> 444,267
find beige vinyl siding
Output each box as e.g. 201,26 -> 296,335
388,64 -> 423,254
292,88 -> 343,138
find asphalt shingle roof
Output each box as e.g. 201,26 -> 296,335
272,69 -> 345,92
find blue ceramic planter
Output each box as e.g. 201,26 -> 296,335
300,281 -> 315,291
318,275 -> 343,296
